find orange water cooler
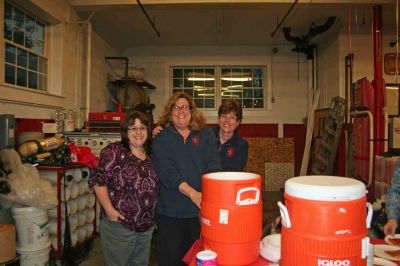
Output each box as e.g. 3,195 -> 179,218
201,172 -> 262,266
278,176 -> 373,266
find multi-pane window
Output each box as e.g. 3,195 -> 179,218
3,1 -> 48,90
172,66 -> 265,109
172,67 -> 216,108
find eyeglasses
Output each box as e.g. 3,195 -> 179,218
172,104 -> 191,112
128,126 -> 147,133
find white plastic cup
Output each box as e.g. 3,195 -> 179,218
78,181 -> 87,196
86,193 -> 96,208
69,215 -> 78,232
77,212 -> 86,227
73,168 -> 82,183
85,208 -> 95,223
66,200 -> 77,216
77,227 -> 86,242
85,223 -> 94,238
61,186 -> 71,202
77,196 -> 87,211
69,182 -> 79,199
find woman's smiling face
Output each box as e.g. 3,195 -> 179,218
171,97 -> 192,130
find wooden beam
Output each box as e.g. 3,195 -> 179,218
70,0 -> 397,7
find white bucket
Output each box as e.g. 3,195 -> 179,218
12,207 -> 49,250
17,244 -> 50,266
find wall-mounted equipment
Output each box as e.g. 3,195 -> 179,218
0,114 -> 15,149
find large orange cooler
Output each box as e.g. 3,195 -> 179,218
201,172 -> 262,266
278,176 -> 373,266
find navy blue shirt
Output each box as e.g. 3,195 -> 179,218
152,126 -> 221,218
212,127 -> 248,171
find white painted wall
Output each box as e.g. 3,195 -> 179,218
123,45 -> 310,125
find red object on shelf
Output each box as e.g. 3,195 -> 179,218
87,112 -> 127,132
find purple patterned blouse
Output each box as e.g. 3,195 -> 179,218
89,142 -> 159,232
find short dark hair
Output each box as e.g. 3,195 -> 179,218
121,111 -> 152,155
218,99 -> 243,122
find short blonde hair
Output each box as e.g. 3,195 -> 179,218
158,92 -> 206,131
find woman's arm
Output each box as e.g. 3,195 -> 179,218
93,186 -> 125,221
179,181 -> 201,209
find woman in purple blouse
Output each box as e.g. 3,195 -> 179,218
89,111 -> 159,266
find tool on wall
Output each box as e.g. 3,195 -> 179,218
311,97 -> 346,175
283,16 -> 336,59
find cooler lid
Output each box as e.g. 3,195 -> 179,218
203,172 -> 259,180
285,176 -> 366,201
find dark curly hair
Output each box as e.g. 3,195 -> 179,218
121,111 -> 152,155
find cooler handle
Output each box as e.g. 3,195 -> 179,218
366,202 -> 373,229
235,187 -> 260,205
277,201 -> 291,228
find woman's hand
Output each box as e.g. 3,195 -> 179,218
384,219 -> 398,236
189,191 -> 202,209
152,125 -> 163,138
178,181 -> 202,209
105,207 -> 125,222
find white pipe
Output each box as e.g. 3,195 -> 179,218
351,110 -> 374,188
384,110 -> 389,152
85,22 -> 92,120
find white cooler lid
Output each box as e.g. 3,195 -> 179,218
203,172 -> 259,180
285,176 -> 366,201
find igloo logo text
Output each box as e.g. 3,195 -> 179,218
317,259 -> 351,266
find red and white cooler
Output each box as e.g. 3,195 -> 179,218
201,172 -> 262,266
278,176 -> 372,266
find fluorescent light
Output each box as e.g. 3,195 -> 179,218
187,77 -> 215,81
386,86 -> 399,90
221,77 -> 252,82
222,85 -> 243,89
198,94 -> 214,96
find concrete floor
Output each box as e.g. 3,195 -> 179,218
78,191 -> 282,266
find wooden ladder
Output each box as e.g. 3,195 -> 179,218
311,97 -> 346,175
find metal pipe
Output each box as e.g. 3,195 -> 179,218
137,0 -> 160,37
270,0 -> 299,39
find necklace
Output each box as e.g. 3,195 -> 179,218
130,146 -> 146,160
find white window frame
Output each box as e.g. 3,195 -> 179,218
0,0 -> 65,109
171,65 -> 268,111
3,1 -> 48,91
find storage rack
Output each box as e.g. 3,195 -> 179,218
37,164 -> 96,259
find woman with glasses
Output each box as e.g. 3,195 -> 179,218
152,92 -> 221,266
89,111 -> 159,266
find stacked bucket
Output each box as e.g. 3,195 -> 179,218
12,207 -> 50,266
40,167 -> 95,254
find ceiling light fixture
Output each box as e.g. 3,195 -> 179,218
221,77 -> 252,82
187,77 -> 215,81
